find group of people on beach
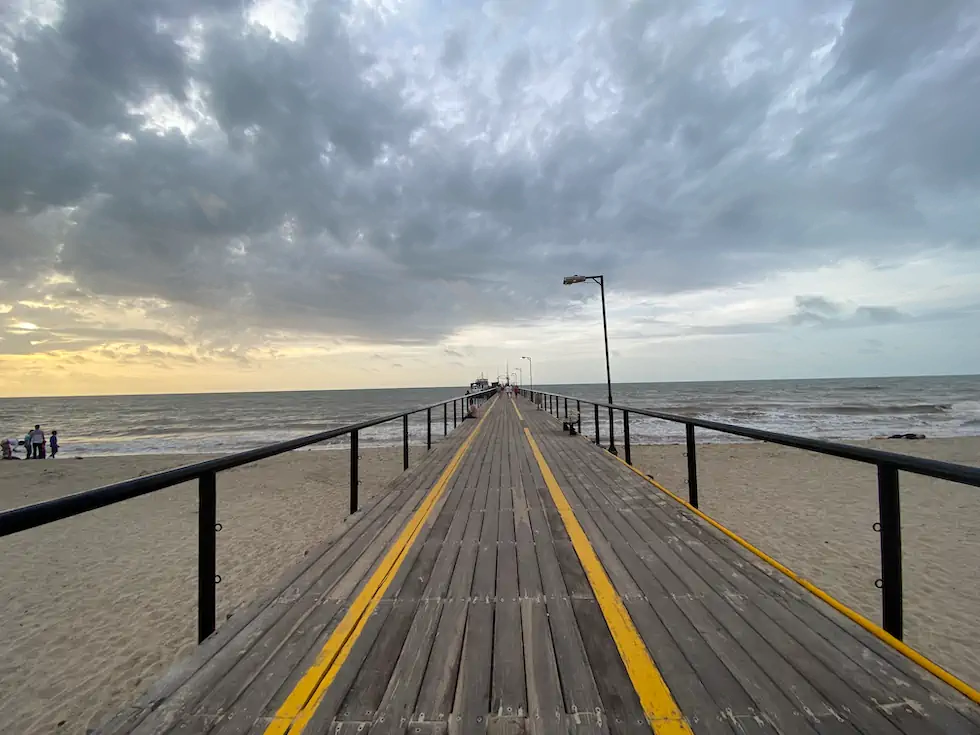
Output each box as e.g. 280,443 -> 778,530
1,425 -> 59,460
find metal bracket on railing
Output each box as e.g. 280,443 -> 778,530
215,522 -> 222,532
872,522 -> 881,532
215,574 -> 222,584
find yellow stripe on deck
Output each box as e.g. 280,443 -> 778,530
523,426 -> 693,734
263,398 -> 497,735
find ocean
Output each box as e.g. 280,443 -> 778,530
1,376 -> 979,457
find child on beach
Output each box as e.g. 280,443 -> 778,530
49,430 -> 59,458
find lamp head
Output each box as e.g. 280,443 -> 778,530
563,275 -> 588,285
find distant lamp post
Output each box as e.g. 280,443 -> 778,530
521,356 -> 533,391
562,274 -> 617,455
512,367 -> 522,386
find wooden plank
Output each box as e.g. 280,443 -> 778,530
414,599 -> 468,722
492,600 -> 526,718
529,433 -> 773,735
403,724 -> 448,735
520,600 -> 564,735
202,452 -> 459,734
132,442 -> 462,735
367,600 -> 444,735
100,425 -> 479,734
450,599 -> 494,735
556,436 -> 929,732
521,446 -> 604,719
632,504 -> 905,735
320,440 -> 489,730
105,447 -> 456,735
545,434 -> 820,734
328,464 -> 479,728
283,601 -> 396,735
623,600 -> 738,735
568,598 -> 647,735
414,424 -> 492,722
486,715 -> 527,734
329,599 -> 422,725
652,503 -> 980,735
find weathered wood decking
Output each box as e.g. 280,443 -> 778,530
99,396 -> 980,734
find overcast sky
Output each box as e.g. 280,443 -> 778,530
1,0 -> 979,397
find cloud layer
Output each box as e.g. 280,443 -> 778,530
2,0 -> 979,392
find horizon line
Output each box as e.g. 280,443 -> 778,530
1,372 -> 978,401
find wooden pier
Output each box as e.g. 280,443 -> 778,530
99,395 -> 980,734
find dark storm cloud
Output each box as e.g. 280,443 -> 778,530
1,0 -> 979,348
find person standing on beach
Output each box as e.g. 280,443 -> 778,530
49,430 -> 59,459
31,424 -> 44,459
25,429 -> 34,457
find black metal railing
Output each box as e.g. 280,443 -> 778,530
0,388 -> 494,643
520,388 -> 980,641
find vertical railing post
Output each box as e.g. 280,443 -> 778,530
198,471 -> 217,644
454,400 -> 458,428
350,430 -> 359,514
877,463 -> 903,639
403,414 -> 409,470
594,403 -> 600,446
426,408 -> 432,450
577,400 -> 582,435
685,424 -> 699,508
564,397 -> 568,420
624,411 -> 631,465
444,403 -> 448,437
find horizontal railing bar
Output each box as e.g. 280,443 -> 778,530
526,389 -> 980,488
0,388 -> 494,538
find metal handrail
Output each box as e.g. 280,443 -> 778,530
522,387 -> 980,641
0,387 -> 494,641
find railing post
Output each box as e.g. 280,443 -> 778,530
624,410 -> 631,465
403,414 -> 409,470
350,430 -> 359,514
198,471 -> 217,644
426,408 -> 431,450
444,403 -> 448,437
454,400 -> 458,428
577,400 -> 582,435
594,403 -> 600,446
686,424 -> 699,508
877,463 -> 903,639
564,397 -> 568,420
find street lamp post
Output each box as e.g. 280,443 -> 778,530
512,367 -> 522,387
521,356 -> 533,391
563,274 -> 617,455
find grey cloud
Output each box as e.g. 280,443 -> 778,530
828,0 -> 971,89
788,296 -> 912,328
1,0 -> 979,350
440,29 -> 467,70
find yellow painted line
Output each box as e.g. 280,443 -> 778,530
263,398 -> 497,735
512,395 -> 524,421
523,427 -> 693,734
605,449 -> 980,707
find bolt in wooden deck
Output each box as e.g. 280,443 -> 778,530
98,396 -> 980,735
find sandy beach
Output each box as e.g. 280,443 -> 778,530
1,436 -> 979,733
